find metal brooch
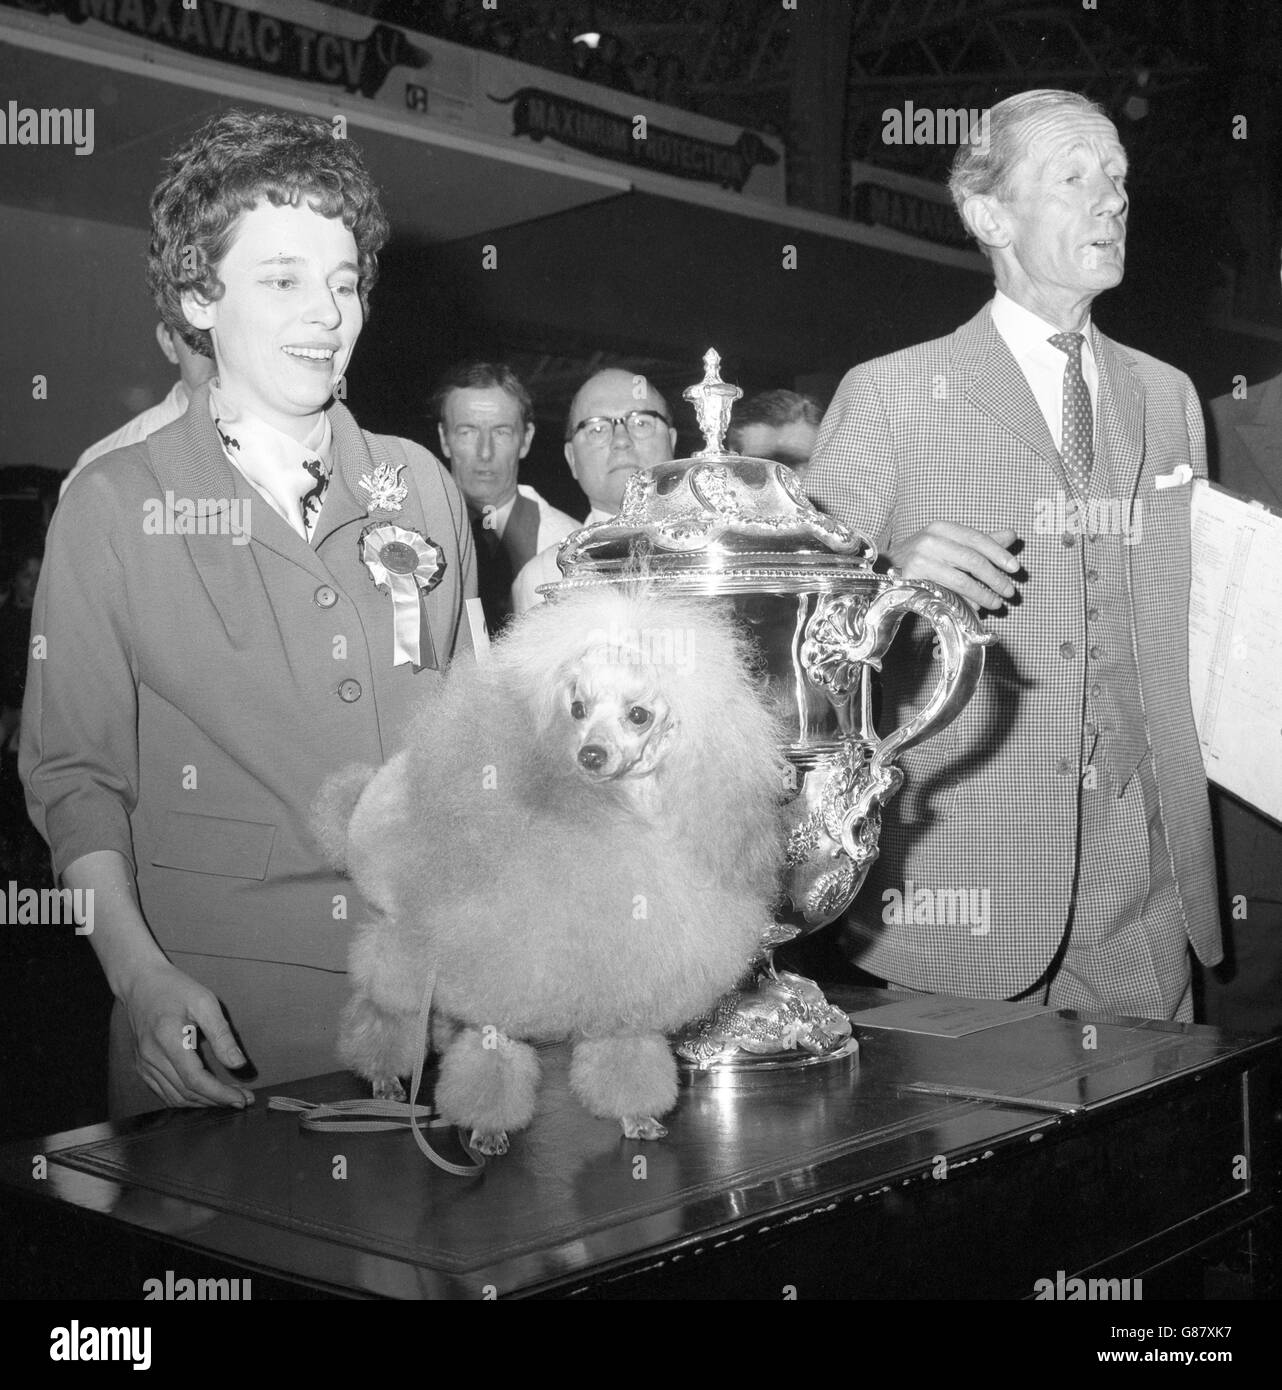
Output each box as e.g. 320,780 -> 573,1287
358,460 -> 409,513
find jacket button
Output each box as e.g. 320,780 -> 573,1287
1061,531 -> 1077,547
1056,756 -> 1074,775
1086,569 -> 1099,582
1059,640 -> 1075,660
314,585 -> 338,608
338,679 -> 362,703
1087,607 -> 1100,622
1091,682 -> 1102,697
1089,645 -> 1101,660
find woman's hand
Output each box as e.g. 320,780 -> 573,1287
64,851 -> 256,1111
117,960 -> 256,1110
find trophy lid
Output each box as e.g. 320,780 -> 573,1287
544,349 -> 878,597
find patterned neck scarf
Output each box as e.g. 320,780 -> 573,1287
208,382 -> 334,543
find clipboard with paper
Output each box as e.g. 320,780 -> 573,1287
1188,478 -> 1282,825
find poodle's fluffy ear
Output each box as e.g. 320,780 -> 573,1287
311,763 -> 379,872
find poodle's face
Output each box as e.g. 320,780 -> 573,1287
562,651 -> 676,780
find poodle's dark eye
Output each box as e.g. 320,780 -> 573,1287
627,706 -> 652,727
570,699 -> 586,720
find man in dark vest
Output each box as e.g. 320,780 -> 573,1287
432,361 -> 578,633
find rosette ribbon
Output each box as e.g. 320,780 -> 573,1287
359,524 -> 446,670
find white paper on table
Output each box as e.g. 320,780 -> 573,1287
1188,479 -> 1282,825
847,994 -> 1050,1038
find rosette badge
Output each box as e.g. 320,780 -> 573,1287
360,524 -> 445,670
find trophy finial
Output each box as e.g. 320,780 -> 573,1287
683,347 -> 742,457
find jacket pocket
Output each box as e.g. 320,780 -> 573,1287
151,812 -> 275,880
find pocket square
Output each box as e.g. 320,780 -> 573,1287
1154,463 -> 1194,491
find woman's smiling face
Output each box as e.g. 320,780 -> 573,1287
182,200 -> 363,440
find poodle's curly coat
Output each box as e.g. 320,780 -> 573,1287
314,586 -> 787,1149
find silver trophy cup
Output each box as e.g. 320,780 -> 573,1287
545,351 -> 992,1075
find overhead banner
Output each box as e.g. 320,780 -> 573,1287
850,160 -> 975,255
0,0 -> 786,202
484,79 -> 782,197
1,0 -> 426,96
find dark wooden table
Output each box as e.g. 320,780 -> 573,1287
1,988 -> 1277,1299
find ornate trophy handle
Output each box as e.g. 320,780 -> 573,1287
800,578 -> 994,855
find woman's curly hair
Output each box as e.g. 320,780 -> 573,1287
147,109 -> 390,358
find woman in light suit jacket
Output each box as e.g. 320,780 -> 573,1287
23,109 -> 477,1118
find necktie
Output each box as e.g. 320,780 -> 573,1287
1049,332 -> 1094,497
470,512 -> 513,634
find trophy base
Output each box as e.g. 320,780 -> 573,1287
672,958 -> 858,1078
678,1035 -> 859,1087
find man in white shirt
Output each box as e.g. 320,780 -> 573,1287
806,88 -> 1219,1021
432,361 -> 578,632
512,368 -> 678,614
62,322 -> 216,497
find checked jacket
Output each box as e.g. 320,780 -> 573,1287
806,303 -> 1221,999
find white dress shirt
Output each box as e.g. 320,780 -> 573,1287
511,506 -> 608,616
989,290 -> 1099,453
63,381 -> 190,496
485,490 -> 519,537
482,484 -> 579,548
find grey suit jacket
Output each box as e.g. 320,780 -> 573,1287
807,304 -> 1220,996
23,384 -> 476,972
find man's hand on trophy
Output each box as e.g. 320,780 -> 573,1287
887,522 -> 1020,613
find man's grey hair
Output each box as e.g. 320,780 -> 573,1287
948,88 -> 1111,224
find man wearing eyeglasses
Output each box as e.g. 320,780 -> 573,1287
512,368 -> 678,615
432,360 -> 579,633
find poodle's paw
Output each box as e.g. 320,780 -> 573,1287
372,1076 -> 406,1103
469,1128 -> 509,1156
621,1114 -> 668,1141
570,1033 -> 679,1124
338,991 -> 423,1084
435,1029 -> 541,1138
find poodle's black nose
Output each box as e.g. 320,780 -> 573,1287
578,745 -> 608,772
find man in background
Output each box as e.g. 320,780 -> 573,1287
729,388 -> 822,472
433,360 -> 577,633
512,367 -> 677,614
62,321 -> 216,496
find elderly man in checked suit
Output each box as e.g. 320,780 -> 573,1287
807,89 -> 1220,1020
